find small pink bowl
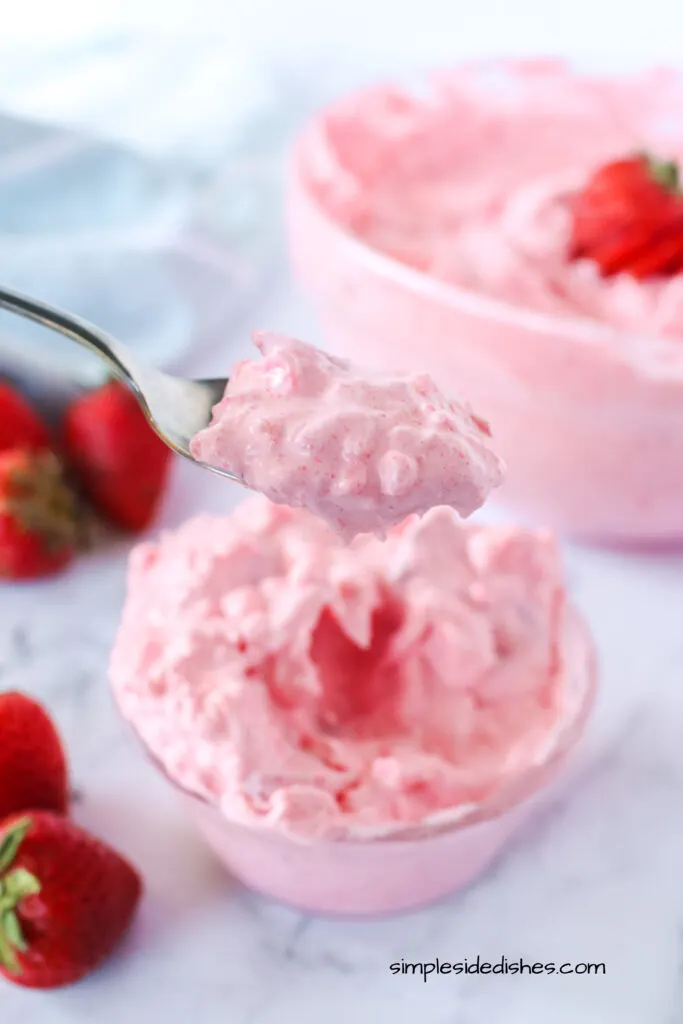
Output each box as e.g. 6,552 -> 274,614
287,118 -> 683,546
115,609 -> 597,917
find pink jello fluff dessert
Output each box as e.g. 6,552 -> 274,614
289,59 -> 683,543
189,331 -> 505,539
109,496 -> 596,916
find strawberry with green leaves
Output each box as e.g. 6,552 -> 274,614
0,449 -> 79,579
569,153 -> 683,279
0,813 -> 142,989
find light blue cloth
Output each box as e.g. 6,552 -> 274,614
0,34 -> 313,379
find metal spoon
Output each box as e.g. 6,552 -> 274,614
0,284 -> 237,480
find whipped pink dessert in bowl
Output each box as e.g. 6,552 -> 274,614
288,60 -> 683,544
109,496 -> 596,916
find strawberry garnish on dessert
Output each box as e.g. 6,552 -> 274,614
0,449 -> 79,579
0,812 -> 142,989
0,692 -> 69,820
569,153 -> 683,279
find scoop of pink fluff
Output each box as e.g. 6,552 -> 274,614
190,331 -> 505,538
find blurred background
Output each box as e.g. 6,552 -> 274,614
1,0 -> 679,390
5,0 -> 683,71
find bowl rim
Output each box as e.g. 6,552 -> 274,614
289,95 -> 683,381
112,604 -> 598,846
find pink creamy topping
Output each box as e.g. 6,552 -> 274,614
190,332 -> 504,538
110,497 -> 580,840
302,60 -> 683,340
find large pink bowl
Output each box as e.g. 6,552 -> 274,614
116,610 -> 596,917
287,123 -> 683,545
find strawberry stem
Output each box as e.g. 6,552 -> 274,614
0,817 -> 31,873
0,818 -> 41,975
2,452 -> 79,556
643,153 -> 680,192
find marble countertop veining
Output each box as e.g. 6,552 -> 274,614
3,287 -> 683,1024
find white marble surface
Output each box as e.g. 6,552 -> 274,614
3,284 -> 683,1023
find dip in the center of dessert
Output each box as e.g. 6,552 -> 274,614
110,496 -> 587,840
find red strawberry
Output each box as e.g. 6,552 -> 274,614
0,449 -> 79,579
569,153 -> 683,279
0,812 -> 142,989
63,379 -> 172,533
0,382 -> 51,454
0,693 -> 68,819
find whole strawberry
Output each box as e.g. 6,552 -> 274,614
63,379 -> 172,533
0,449 -> 79,579
0,382 -> 51,455
0,692 -> 68,819
569,152 -> 683,279
0,812 -> 142,988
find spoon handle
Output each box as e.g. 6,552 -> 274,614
0,284 -> 139,392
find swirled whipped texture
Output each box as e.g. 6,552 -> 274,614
302,60 -> 683,339
190,331 -> 505,538
109,497 -> 586,840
